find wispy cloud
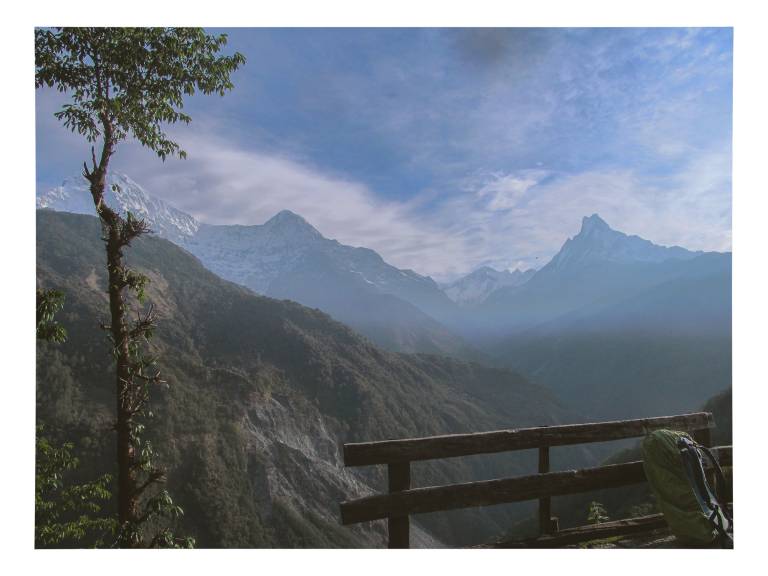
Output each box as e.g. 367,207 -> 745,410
110,129 -> 474,280
471,170 -> 549,211
109,124 -> 731,283
36,28 -> 732,282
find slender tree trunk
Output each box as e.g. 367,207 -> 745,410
89,163 -> 141,545
107,234 -> 139,531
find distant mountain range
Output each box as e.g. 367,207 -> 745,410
37,173 -> 732,421
443,266 -> 535,306
38,174 -> 470,358
474,213 -> 729,337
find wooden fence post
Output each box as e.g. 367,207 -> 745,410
340,413 -> 718,546
538,446 -> 555,535
388,462 -> 410,548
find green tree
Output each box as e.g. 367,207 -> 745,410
35,426 -> 116,547
35,27 -> 245,547
587,500 -> 610,525
36,288 -> 116,547
37,288 -> 67,343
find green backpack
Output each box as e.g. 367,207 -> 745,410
641,429 -> 732,547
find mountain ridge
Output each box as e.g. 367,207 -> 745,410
37,175 -> 732,353
37,172 -> 200,243
37,174 -> 467,357
544,213 -> 701,273
443,266 -> 536,306
474,213 -> 728,337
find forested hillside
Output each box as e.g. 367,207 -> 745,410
36,210 -> 581,547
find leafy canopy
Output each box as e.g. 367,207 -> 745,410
35,27 -> 246,160
36,427 -> 116,547
37,288 -> 67,343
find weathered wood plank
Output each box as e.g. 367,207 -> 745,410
387,462 -> 410,549
340,445 -> 732,525
478,513 -> 669,548
343,412 -> 715,466
538,446 -> 552,536
340,461 -> 648,525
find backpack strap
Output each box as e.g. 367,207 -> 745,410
696,443 -> 733,548
677,437 -> 733,547
708,505 -> 733,548
696,444 -> 730,512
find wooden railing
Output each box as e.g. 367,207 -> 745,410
338,412 -> 731,548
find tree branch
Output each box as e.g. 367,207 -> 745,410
131,470 -> 165,500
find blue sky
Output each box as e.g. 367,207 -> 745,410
36,28 -> 732,281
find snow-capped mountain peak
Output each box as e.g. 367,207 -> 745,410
36,173 -> 449,305
443,266 -> 535,306
37,172 -> 200,243
262,209 -> 324,242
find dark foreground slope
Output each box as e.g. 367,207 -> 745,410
36,210 -> 578,548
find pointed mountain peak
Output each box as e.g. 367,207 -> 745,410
579,213 -> 612,234
267,209 -> 307,224
546,214 -> 698,272
262,209 -> 323,241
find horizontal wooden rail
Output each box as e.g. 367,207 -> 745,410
340,445 -> 732,526
342,461 -> 646,524
343,412 -> 714,466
